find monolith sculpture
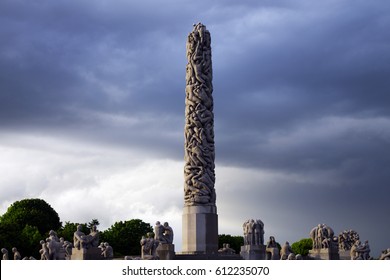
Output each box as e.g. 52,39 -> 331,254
182,23 -> 218,254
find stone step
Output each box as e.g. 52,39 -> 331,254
175,253 -> 243,260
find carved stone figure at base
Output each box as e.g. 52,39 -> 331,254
101,242 -> 113,260
379,248 -> 390,260
218,243 -> 236,254
73,224 -> 100,250
1,248 -> 9,260
141,232 -> 159,259
280,241 -> 294,260
287,253 -> 296,260
266,236 -> 280,260
310,224 -> 334,250
12,247 -> 21,260
39,240 -> 49,260
242,219 -> 264,246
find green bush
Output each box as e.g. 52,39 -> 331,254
291,238 -> 313,256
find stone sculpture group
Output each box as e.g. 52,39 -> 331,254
242,219 -> 264,246
140,221 -> 175,260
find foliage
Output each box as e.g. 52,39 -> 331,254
0,198 -> 61,259
218,234 -> 244,254
101,219 -> 152,257
0,198 -> 61,235
20,225 -> 43,258
87,219 -> 100,230
291,238 -> 313,256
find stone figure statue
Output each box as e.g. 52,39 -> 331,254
350,240 -> 371,260
163,222 -> 174,244
184,23 -> 216,206
38,230 -> 67,260
101,242 -> 113,260
1,248 -> 9,260
254,219 -> 265,245
218,243 -> 236,254
154,221 -> 174,244
39,240 -> 50,260
12,247 -> 21,260
309,223 -> 335,249
242,220 -> 249,245
280,241 -> 294,260
73,224 -> 100,250
379,248 -> 390,260
338,229 -> 360,251
287,253 -> 296,260
242,219 -> 265,245
63,241 -> 73,260
140,232 -> 159,259
154,221 -> 165,243
73,224 -> 87,249
88,225 -> 100,247
350,240 -> 360,260
266,236 -> 280,260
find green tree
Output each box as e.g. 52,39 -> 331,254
0,198 -> 61,235
87,219 -> 100,230
101,219 -> 152,257
0,198 -> 60,259
291,238 -> 313,256
218,234 -> 244,254
20,225 -> 43,258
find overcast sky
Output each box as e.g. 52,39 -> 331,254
1,0 -> 389,256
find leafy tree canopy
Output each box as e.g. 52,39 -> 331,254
0,198 -> 61,235
101,219 -> 152,257
291,238 -> 313,256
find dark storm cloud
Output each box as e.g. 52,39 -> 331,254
1,0 -> 389,254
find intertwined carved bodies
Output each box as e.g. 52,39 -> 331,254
184,23 -> 215,206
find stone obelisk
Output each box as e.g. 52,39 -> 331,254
182,23 -> 218,254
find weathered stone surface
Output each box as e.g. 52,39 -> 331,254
182,23 -> 218,255
240,245 -> 266,260
156,243 -> 175,260
242,219 -> 264,246
71,247 -> 103,260
184,23 -> 215,207
182,205 -> 218,254
308,248 -> 340,260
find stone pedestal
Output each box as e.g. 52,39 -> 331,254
156,244 -> 175,260
70,247 -> 103,260
182,205 -> 218,254
339,250 -> 351,260
308,248 -> 339,260
240,245 -> 266,260
266,247 -> 280,260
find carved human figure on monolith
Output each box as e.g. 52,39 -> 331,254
182,23 -> 218,255
184,23 -> 215,206
1,248 -> 9,260
280,241 -> 294,260
12,247 -> 21,260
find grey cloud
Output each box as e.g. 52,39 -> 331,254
1,0 -> 389,256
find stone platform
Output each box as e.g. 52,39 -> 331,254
71,247 -> 103,260
240,245 -> 266,260
308,248 -> 339,260
182,205 -> 218,255
156,244 -> 175,260
176,253 -> 242,260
